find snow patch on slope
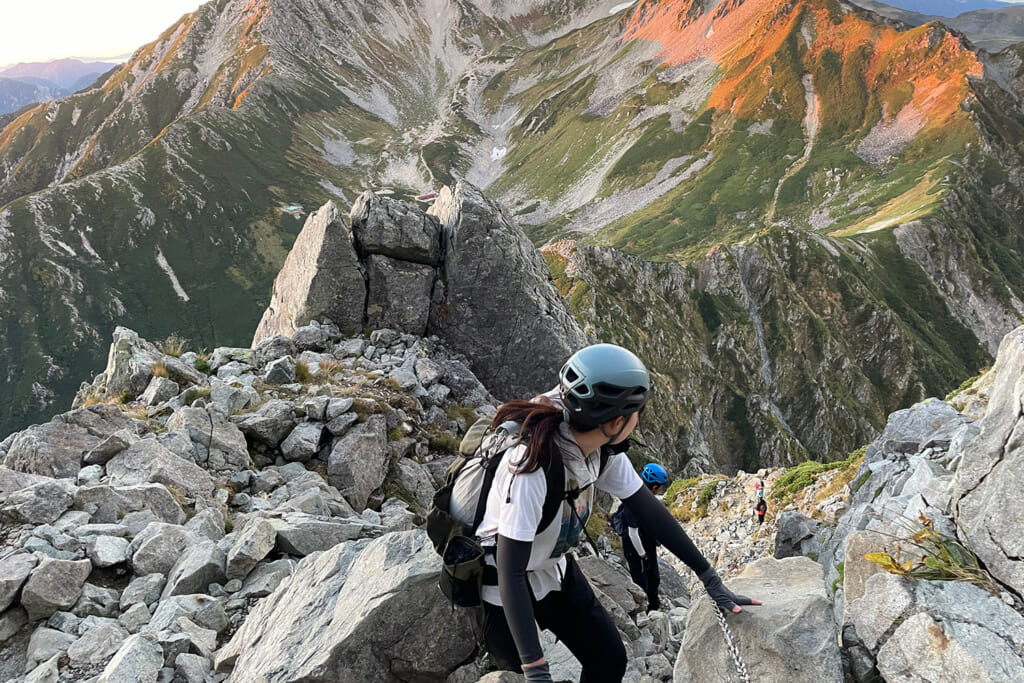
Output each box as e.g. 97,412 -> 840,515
156,247 -> 190,302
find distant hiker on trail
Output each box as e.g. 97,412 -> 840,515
612,462 -> 669,611
470,343 -> 762,683
756,498 -> 767,525
755,478 -> 765,498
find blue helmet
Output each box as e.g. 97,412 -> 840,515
642,463 -> 668,486
559,344 -> 650,431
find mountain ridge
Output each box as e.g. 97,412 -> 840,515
0,0 -> 1021,470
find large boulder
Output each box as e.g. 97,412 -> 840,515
0,478 -> 76,524
73,484 -> 186,525
215,531 -> 475,681
225,518 -> 278,581
97,633 -> 164,682
0,553 -> 38,612
252,202 -> 366,344
426,182 -> 588,400
849,572 -> 1024,681
231,400 -> 298,448
20,558 -> 92,621
161,542 -> 227,599
365,255 -> 436,336
327,415 -> 389,511
774,510 -> 825,560
105,439 -> 214,502
350,190 -> 443,265
129,523 -> 190,576
2,404 -> 137,479
78,327 -> 163,404
674,557 -> 842,682
165,408 -> 251,474
952,326 -> 1024,597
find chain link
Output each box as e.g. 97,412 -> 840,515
693,586 -> 753,683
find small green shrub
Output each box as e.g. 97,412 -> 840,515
427,429 -> 461,454
445,404 -> 479,427
194,358 -> 212,375
773,447 -> 865,499
945,374 -> 980,401
697,482 -> 718,518
865,514 -> 998,592
296,362 -> 311,383
664,476 -> 700,504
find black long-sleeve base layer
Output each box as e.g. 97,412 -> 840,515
491,484 -> 711,670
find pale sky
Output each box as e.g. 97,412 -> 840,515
0,1 -> 207,68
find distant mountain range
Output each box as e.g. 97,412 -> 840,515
871,0 -> 1014,17
0,59 -> 118,114
854,0 -> 1024,50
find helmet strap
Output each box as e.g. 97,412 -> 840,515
600,416 -> 630,444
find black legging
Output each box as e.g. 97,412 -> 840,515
475,554 -> 627,683
622,532 -> 660,610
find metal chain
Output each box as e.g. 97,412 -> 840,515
693,585 -> 753,683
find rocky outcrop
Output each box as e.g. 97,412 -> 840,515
800,325 -> 1024,682
426,182 -> 588,399
252,202 -> 367,343
952,326 -> 1024,597
214,531 -> 475,681
252,182 -> 587,402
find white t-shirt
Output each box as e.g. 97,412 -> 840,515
476,419 -> 643,605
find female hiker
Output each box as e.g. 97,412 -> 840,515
473,343 -> 761,683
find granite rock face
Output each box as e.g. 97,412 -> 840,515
427,182 -> 588,400
952,327 -> 1024,597
252,202 -> 367,343
674,557 -> 842,683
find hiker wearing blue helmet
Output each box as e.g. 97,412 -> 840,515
472,343 -> 761,683
613,462 -> 669,610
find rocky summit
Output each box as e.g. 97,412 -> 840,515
0,164 -> 1023,680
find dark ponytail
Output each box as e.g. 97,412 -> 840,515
491,398 -> 563,474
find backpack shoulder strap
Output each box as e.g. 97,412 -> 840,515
538,445 -> 616,533
469,420 -> 525,532
537,455 -> 565,534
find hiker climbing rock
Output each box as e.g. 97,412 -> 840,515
462,343 -> 762,683
755,478 -> 764,498
612,462 -> 668,610
755,498 -> 767,525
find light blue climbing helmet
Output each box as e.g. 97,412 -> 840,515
559,343 -> 650,431
641,463 -> 668,486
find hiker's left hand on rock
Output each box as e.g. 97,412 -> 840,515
698,566 -> 763,613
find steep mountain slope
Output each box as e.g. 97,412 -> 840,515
0,0 -> 1022,473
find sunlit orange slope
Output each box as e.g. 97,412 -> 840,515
624,0 -> 982,129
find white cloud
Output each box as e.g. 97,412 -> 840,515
0,0 -> 206,67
